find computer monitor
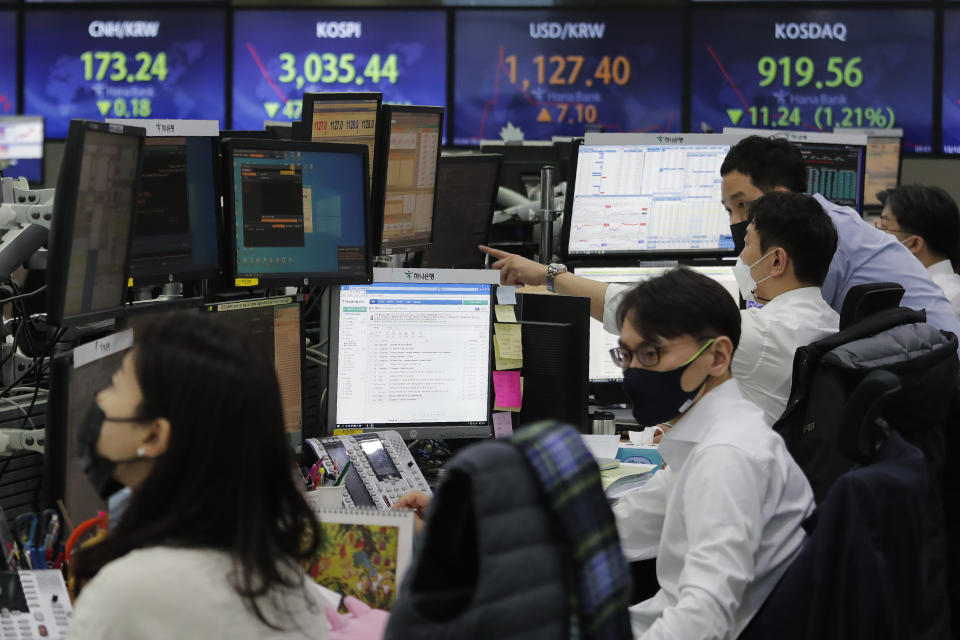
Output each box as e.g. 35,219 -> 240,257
0,116 -> 43,162
222,138 -> 372,287
375,105 -> 443,255
45,299 -> 204,519
418,154 -> 502,269
572,264 -> 739,403
46,120 -> 145,327
128,136 -> 221,284
327,281 -> 493,440
1,159 -> 43,185
723,128 -> 868,212
564,134 -> 745,260
835,128 -> 903,214
204,296 -> 304,441
297,92 -> 382,197
515,292 -> 590,431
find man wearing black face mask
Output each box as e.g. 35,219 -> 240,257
610,267 -> 814,639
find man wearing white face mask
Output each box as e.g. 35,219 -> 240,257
730,192 -> 840,425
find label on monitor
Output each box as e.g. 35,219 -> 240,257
235,277 -> 260,287
106,119 -> 220,138
372,267 -> 500,284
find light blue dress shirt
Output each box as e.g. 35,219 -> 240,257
816,194 -> 960,355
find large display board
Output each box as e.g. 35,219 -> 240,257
24,9 -> 226,138
0,12 -> 15,114
231,10 -> 446,130
453,9 -> 683,145
690,8 -> 934,153
943,10 -> 960,154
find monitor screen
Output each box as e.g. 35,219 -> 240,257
302,94 -> 380,195
943,10 -> 960,154
1,159 -> 43,185
204,297 -> 303,437
0,12 -> 15,113
798,142 -> 865,211
23,9 -> 226,139
419,154 -> 501,270
231,9 -> 447,131
0,117 -> 42,161
565,142 -> 734,257
573,265 -> 738,384
129,136 -> 220,282
689,8 -> 934,154
46,121 -> 144,327
224,139 -> 371,286
861,136 -> 901,210
453,9 -> 683,145
328,282 -> 493,440
379,107 -> 442,254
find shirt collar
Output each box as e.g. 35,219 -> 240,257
758,286 -> 825,312
658,378 -> 742,470
928,260 -> 955,277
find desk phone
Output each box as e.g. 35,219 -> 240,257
304,431 -> 431,510
0,570 -> 72,639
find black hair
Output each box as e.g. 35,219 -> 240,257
749,191 -> 838,286
72,313 -> 320,630
616,267 -> 741,352
877,184 -> 960,268
720,136 -> 807,194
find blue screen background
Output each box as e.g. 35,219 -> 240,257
0,12 -> 16,114
943,11 -> 960,154
24,9 -> 226,138
690,8 -> 934,153
453,9 -> 683,145
231,9 -> 447,130
231,148 -> 367,276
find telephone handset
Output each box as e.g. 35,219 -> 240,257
304,431 -> 431,510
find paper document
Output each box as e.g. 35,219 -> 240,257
581,434 -> 620,460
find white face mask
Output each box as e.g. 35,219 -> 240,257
732,249 -> 776,304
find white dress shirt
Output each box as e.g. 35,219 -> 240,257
69,547 -> 329,640
612,379 -> 814,640
927,259 -> 960,318
604,284 -> 838,425
732,287 -> 839,425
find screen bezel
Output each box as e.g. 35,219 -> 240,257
222,137 -> 373,287
375,104 -> 445,255
127,136 -> 223,285
45,120 -> 145,328
326,282 -> 494,440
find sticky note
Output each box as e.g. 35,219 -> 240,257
497,286 -> 517,305
495,304 -> 517,323
492,412 -> 514,439
493,336 -> 523,370
494,323 -> 523,361
493,371 -> 523,411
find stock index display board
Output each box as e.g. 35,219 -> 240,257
690,9 -> 934,153
231,10 -> 446,130
23,9 -> 226,138
453,9 -> 683,145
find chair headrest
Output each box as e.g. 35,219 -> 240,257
839,283 -> 905,330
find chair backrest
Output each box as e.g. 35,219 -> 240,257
838,282 -> 904,330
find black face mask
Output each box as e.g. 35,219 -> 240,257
76,403 -> 147,500
730,220 -> 749,255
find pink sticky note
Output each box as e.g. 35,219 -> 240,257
492,412 -> 514,439
492,370 -> 523,408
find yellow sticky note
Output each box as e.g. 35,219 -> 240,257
494,378 -> 524,412
127,278 -> 134,288
495,304 -> 517,323
235,277 -> 260,287
494,323 -> 523,361
493,336 -> 523,370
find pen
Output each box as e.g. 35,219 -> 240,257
334,461 -> 352,486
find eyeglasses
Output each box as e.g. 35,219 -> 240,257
609,338 -> 715,370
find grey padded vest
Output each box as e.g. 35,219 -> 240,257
385,438 -> 569,640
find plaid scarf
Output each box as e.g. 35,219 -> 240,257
511,420 -> 633,640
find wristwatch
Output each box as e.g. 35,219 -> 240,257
545,263 -> 568,293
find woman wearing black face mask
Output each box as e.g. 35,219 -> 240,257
68,315 -> 329,640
